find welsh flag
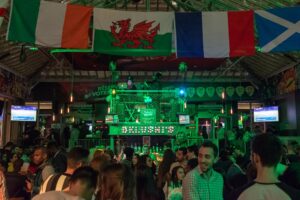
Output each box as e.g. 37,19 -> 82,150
0,0 -> 9,28
93,8 -> 174,56
7,0 -> 92,48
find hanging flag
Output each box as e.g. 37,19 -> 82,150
255,7 -> 300,53
7,0 -> 92,48
175,11 -> 255,58
0,0 -> 9,28
93,8 -> 174,56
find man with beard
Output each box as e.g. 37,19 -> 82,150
229,134 -> 300,200
182,141 -> 223,200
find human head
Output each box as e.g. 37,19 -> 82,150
46,141 -> 59,157
90,155 -> 110,173
124,147 -> 134,160
176,147 -> 187,162
32,146 -> 47,165
186,158 -> 198,172
67,147 -> 89,169
251,133 -> 283,168
138,155 -> 152,168
93,149 -> 104,159
171,166 -> 185,184
198,141 -> 218,173
69,166 -> 98,200
132,153 -> 139,166
287,140 -> 298,154
104,149 -> 114,161
187,145 -> 198,160
101,163 -> 135,200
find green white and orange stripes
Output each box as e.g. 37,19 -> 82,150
0,0 -> 8,28
7,0 -> 92,48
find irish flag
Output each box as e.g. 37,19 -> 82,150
7,0 -> 92,48
175,11 -> 255,58
0,0 -> 8,28
93,8 -> 174,56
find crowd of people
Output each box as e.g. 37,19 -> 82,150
0,129 -> 300,199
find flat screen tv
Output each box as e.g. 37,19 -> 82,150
11,105 -> 37,122
179,114 -> 190,124
253,106 -> 279,122
105,114 -> 119,124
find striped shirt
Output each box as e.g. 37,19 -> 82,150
39,173 -> 71,194
182,166 -> 224,200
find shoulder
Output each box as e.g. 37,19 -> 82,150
183,167 -> 198,182
276,182 -> 300,199
228,181 -> 255,200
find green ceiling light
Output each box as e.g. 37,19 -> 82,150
50,49 -> 93,54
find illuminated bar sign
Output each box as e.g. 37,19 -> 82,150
109,123 -> 177,135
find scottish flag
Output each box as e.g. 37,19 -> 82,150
255,7 -> 300,52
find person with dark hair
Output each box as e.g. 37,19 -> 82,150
132,153 -> 139,170
121,147 -> 134,168
279,162 -> 300,190
166,166 -> 185,200
187,145 -> 198,160
157,149 -> 176,190
33,166 -> 98,200
286,140 -> 300,163
230,134 -> 300,200
46,141 -> 67,173
26,146 -> 54,198
136,164 -> 161,200
170,147 -> 187,173
183,141 -> 223,200
39,147 -> 89,194
100,163 -> 135,200
186,158 -> 198,173
6,157 -> 30,199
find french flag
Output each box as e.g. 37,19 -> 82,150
175,11 -> 255,58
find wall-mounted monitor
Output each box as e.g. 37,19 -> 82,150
105,114 -> 119,124
11,105 -> 37,122
179,114 -> 190,124
254,106 -> 279,122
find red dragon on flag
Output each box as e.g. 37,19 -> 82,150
110,18 -> 160,49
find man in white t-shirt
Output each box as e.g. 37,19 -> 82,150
230,134 -> 300,200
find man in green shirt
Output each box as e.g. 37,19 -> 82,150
183,141 -> 224,200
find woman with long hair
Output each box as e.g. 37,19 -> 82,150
166,166 -> 185,200
157,149 -> 176,189
100,163 -> 135,200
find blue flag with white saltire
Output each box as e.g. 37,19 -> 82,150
255,7 -> 300,53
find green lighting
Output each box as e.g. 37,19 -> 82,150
29,47 -> 38,51
144,96 -> 152,103
50,49 -> 93,54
